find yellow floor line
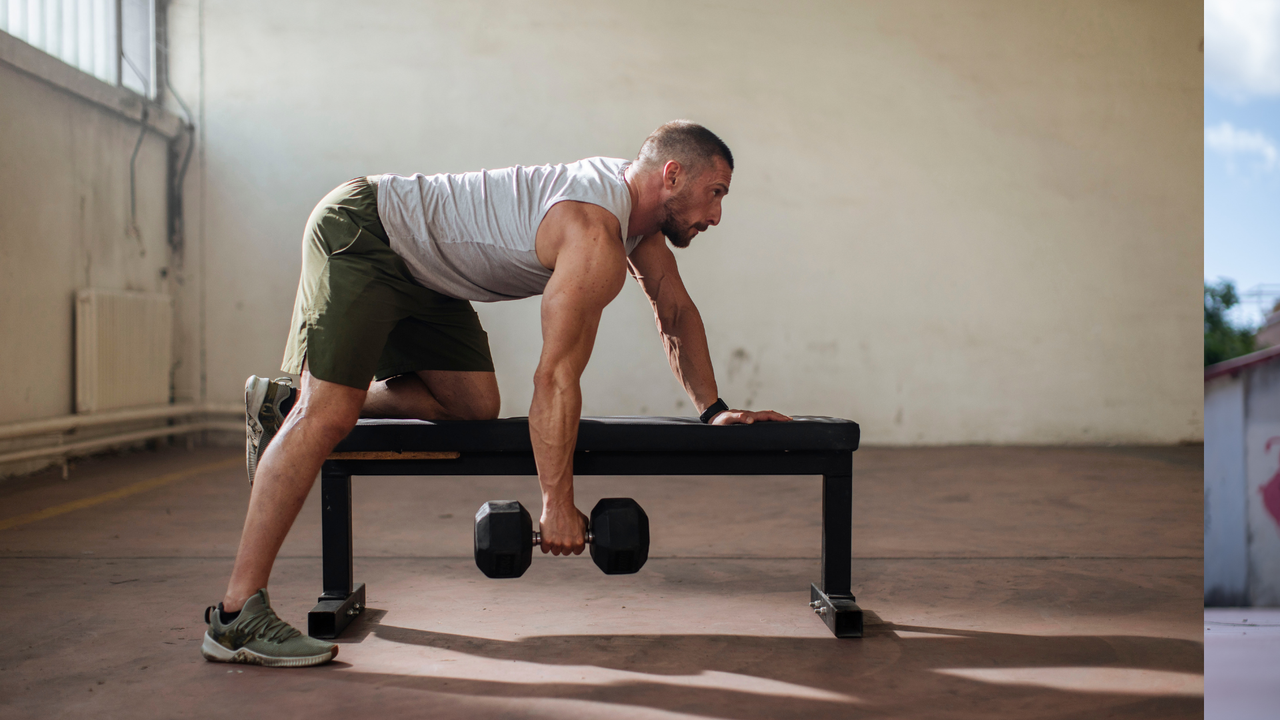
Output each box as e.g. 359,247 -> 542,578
0,457 -> 242,531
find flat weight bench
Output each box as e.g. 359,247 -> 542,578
308,415 -> 861,639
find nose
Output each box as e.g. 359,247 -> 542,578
707,204 -> 721,227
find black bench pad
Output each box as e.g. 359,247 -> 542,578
334,416 -> 859,454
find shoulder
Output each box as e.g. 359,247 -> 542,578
560,157 -> 631,200
543,200 -> 622,238
536,201 -> 626,271
627,232 -> 679,278
567,156 -> 630,176
631,232 -> 668,254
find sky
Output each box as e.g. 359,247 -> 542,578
1205,0 -> 1280,326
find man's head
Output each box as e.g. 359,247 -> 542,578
634,121 -> 734,248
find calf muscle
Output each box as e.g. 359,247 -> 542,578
223,369 -> 365,611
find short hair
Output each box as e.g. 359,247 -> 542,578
635,120 -> 734,176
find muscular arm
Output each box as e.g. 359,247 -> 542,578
627,234 -> 720,414
629,234 -> 790,425
530,205 -> 627,555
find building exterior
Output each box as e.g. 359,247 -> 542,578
1256,302 -> 1280,350
1206,345 -> 1280,606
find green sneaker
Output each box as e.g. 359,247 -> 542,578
201,589 -> 337,667
245,375 -> 296,485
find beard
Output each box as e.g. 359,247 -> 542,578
659,191 -> 697,249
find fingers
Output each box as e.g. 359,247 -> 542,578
542,540 -> 569,556
537,510 -> 589,555
541,537 -> 586,556
744,409 -> 790,422
711,410 -> 750,425
711,409 -> 793,425
574,510 -> 589,555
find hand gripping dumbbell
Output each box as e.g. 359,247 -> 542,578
474,498 -> 650,579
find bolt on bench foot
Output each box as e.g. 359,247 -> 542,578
309,583 -> 366,639
810,583 -> 862,638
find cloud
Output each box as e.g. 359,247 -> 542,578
1206,121 -> 1278,171
1205,0 -> 1280,99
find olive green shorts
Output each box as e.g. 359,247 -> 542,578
281,176 -> 495,389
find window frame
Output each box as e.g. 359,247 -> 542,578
0,0 -> 158,100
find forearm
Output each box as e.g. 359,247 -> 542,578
528,368 -> 580,507
660,305 -> 720,413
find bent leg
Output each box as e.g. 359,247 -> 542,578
362,370 -> 500,421
223,368 -> 366,611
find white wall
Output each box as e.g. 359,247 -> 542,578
169,0 -> 1203,444
0,59 -> 172,426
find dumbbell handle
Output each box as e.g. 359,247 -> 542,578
531,530 -> 595,545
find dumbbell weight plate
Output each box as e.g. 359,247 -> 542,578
474,500 -> 534,579
589,498 -> 650,575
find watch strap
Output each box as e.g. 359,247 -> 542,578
699,398 -> 729,424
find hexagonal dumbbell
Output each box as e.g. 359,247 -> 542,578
474,497 -> 650,579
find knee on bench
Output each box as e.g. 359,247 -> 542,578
454,398 -> 500,421
442,386 -> 500,421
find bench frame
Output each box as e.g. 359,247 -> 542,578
307,447 -> 861,639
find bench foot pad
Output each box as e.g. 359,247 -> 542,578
308,583 -> 366,639
810,583 -> 862,638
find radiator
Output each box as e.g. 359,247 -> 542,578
75,290 -> 173,413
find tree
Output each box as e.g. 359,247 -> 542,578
1205,279 -> 1257,366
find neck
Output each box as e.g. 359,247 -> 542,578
623,164 -> 664,238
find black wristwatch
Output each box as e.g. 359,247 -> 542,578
699,398 -> 729,424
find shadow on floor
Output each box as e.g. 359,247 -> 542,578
322,610 -> 1202,720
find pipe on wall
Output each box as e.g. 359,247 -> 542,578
0,404 -> 243,474
0,419 -> 244,467
0,403 -> 241,440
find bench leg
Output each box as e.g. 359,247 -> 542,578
813,471 -> 862,637
308,465 -> 364,638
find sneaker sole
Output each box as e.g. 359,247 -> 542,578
201,633 -> 337,668
245,377 -> 270,484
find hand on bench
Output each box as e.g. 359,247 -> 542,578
709,408 -> 792,425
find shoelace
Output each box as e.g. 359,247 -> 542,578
238,606 -> 303,644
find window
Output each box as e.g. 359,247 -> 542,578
0,0 -> 156,98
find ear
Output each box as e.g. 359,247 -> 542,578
662,160 -> 682,190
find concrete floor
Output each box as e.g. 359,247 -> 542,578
1205,608 -> 1280,719
0,442 -> 1201,719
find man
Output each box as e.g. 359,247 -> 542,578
201,121 -> 790,667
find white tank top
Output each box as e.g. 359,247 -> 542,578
376,157 -> 644,302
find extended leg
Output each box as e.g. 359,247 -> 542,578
222,368 -> 365,612
811,468 -> 862,637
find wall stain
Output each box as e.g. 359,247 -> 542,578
725,347 -> 764,407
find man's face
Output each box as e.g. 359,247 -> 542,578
660,157 -> 732,248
